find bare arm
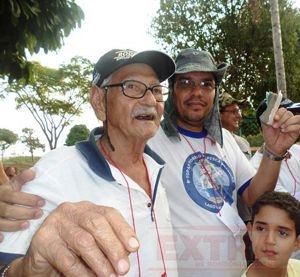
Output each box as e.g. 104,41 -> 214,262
243,108 -> 300,206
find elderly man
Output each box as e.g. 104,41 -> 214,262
1,48 -> 300,277
0,49 -> 177,277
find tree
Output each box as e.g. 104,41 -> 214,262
21,128 -> 45,162
151,0 -> 300,109
6,56 -> 92,150
0,0 -> 84,83
0,128 -> 18,161
270,0 -> 287,97
65,124 -> 90,146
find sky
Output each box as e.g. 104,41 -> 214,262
0,0 -> 161,156
1,0 -> 300,156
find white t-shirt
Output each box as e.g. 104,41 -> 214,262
233,134 -> 252,160
241,259 -> 300,277
0,129 -> 178,277
251,144 -> 300,200
149,127 -> 256,277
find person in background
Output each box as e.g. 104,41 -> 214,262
0,48 -> 177,277
251,97 -> 300,260
1,49 -> 300,277
241,191 -> 300,277
219,92 -> 254,265
219,92 -> 251,159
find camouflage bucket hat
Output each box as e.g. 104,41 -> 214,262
219,92 -> 246,110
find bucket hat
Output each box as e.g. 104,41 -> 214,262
219,92 -> 247,110
162,49 -> 229,146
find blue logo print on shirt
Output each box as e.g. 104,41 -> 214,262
182,152 -> 235,213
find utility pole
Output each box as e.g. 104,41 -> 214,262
270,0 -> 287,97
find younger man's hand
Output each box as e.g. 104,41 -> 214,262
0,164 -> 45,241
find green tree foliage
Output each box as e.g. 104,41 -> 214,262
0,128 -> 18,160
152,0 -> 300,110
240,108 -> 259,137
0,0 -> 84,82
246,132 -> 264,147
65,124 -> 90,146
21,128 -> 45,162
6,56 -> 92,150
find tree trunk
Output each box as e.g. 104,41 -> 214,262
270,0 -> 287,97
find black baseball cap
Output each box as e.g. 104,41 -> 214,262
92,49 -> 175,87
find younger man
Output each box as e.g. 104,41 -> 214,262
242,191 -> 300,276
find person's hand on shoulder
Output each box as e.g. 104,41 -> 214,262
0,163 -> 45,242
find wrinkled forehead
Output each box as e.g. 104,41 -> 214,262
110,63 -> 160,82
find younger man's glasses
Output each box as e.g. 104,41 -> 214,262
102,80 -> 169,102
175,78 -> 216,93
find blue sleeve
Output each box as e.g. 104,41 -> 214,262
237,177 -> 252,196
0,252 -> 23,265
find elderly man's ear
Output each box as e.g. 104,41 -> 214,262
90,86 -> 106,121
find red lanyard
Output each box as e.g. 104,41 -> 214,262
100,140 -> 167,277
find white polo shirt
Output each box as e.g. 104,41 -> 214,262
0,127 -> 178,277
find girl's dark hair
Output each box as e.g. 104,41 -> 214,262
252,191 -> 300,237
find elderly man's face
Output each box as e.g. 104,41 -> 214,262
103,63 -> 164,142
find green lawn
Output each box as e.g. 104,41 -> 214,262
3,156 -> 40,172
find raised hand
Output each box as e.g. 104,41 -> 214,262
262,108 -> 300,155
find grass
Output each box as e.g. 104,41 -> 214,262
3,156 -> 40,172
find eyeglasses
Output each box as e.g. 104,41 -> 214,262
175,78 -> 216,93
221,109 -> 242,116
102,80 -> 169,102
